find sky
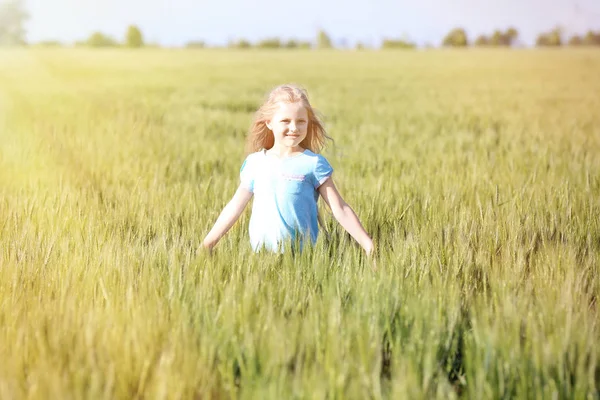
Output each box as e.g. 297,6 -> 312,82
25,0 -> 600,47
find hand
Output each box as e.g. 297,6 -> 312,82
197,238 -> 214,256
363,239 -> 374,257
363,240 -> 377,271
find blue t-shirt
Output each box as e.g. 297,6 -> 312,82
240,149 -> 333,252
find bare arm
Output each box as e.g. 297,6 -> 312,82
202,185 -> 253,249
318,177 -> 374,255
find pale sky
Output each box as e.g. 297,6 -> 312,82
26,0 -> 600,47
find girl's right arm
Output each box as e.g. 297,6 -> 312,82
202,185 -> 253,250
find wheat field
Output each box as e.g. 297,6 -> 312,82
0,48 -> 599,399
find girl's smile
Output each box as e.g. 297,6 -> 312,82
266,102 -> 308,154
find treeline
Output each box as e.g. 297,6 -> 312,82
442,27 -> 600,47
1,0 -> 599,49
69,26 -> 145,48
31,29 -> 331,50
22,26 -> 600,50
41,27 -> 600,49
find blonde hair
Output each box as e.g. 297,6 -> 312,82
246,84 -> 332,154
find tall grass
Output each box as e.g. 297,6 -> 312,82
0,48 -> 598,399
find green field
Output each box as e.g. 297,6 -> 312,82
0,49 -> 599,399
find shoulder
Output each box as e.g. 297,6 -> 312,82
242,150 -> 265,165
302,150 -> 333,187
240,151 -> 265,174
246,150 -> 265,160
302,149 -> 330,165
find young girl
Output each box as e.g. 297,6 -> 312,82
202,84 -> 373,255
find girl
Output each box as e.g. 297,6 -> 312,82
202,84 -> 373,255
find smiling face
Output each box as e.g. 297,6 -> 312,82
266,102 -> 308,152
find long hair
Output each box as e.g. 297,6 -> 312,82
246,84 -> 332,154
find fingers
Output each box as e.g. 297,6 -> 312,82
196,241 -> 214,257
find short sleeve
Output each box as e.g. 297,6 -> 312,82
313,154 -> 333,188
240,155 -> 255,192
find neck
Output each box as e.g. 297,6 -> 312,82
267,145 -> 305,158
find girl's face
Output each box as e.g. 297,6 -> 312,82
266,102 -> 308,151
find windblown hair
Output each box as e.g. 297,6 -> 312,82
246,84 -> 332,154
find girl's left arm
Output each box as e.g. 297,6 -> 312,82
318,177 -> 374,256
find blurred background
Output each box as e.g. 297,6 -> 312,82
1,0 -> 600,49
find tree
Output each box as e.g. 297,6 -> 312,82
568,35 -> 583,46
125,25 -> 144,48
536,27 -> 562,47
489,30 -> 504,45
474,35 -> 489,46
256,37 -> 281,49
442,28 -> 468,47
284,39 -> 298,49
86,32 -> 118,47
228,38 -> 251,49
381,38 -> 415,49
505,27 -> 519,45
477,28 -> 518,46
583,30 -> 600,46
316,29 -> 332,49
0,0 -> 28,46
